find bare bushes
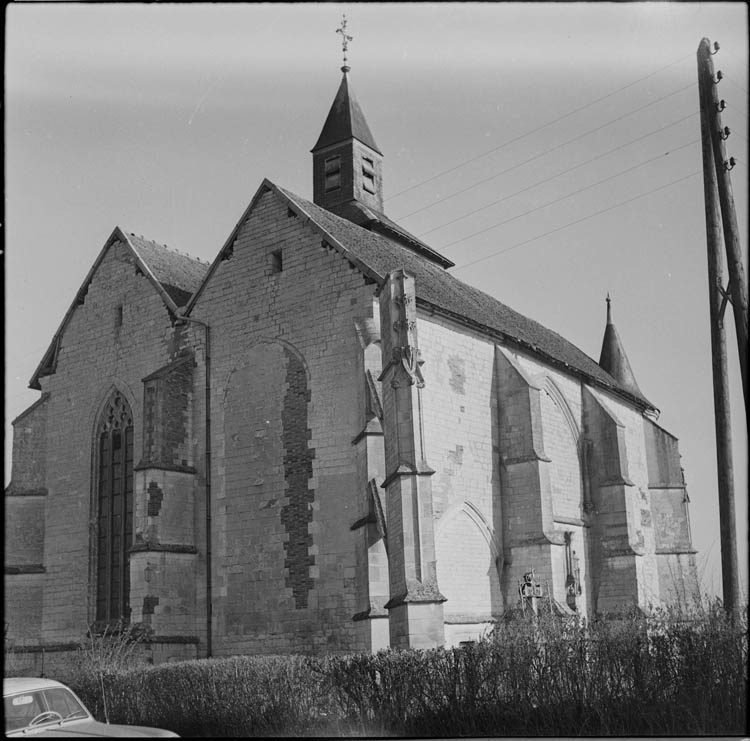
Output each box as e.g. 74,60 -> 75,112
321,604 -> 747,736
9,605 -> 746,737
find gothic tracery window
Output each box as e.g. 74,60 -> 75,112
95,392 -> 134,625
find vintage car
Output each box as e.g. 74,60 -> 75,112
4,677 -> 179,737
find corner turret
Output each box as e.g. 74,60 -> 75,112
598,294 -> 644,397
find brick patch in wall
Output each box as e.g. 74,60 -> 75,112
279,349 -> 316,608
147,481 -> 164,517
447,355 -> 466,395
447,445 -> 464,466
142,595 -> 160,621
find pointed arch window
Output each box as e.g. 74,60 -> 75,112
95,391 -> 134,625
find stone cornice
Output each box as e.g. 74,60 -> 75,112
381,463 -> 435,489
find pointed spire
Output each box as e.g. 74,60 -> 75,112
598,294 -> 644,396
311,73 -> 382,154
311,16 -> 384,213
312,15 -> 381,154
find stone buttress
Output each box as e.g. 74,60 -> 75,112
378,269 -> 446,648
130,336 -> 202,657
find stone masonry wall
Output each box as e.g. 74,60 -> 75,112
8,394 -> 50,496
417,314 -> 502,623
22,241 -> 183,644
193,187 -> 375,655
497,347 -> 589,614
589,391 -> 659,608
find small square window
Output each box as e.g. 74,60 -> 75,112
270,250 -> 283,274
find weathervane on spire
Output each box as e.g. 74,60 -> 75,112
336,14 -> 353,73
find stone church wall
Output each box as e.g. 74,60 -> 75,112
192,188 -> 376,655
17,242 -> 182,645
5,199 -> 698,658
645,418 -> 698,607
417,314 -> 502,638
5,395 -> 48,641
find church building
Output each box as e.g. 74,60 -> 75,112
5,55 -> 698,664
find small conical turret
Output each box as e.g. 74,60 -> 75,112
598,294 -> 643,396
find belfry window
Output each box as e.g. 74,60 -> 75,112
324,156 -> 341,191
362,156 -> 376,194
324,155 -> 341,192
95,392 -> 134,626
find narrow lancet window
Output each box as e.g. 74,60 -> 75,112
95,391 -> 134,626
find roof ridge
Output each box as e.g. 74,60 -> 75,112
123,228 -> 211,265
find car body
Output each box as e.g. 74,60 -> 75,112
4,677 -> 179,737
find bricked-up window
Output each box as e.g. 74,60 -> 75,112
362,156 -> 376,194
95,392 -> 134,626
324,156 -> 341,191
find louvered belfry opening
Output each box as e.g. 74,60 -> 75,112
95,391 -> 134,626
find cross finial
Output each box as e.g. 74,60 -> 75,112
336,14 -> 353,73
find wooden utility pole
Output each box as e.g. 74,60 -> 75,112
697,38 -> 749,411
696,38 -> 741,616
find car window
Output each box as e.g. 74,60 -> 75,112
4,691 -> 45,732
42,687 -> 88,719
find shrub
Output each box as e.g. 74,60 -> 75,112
10,605 -> 746,737
70,654 -> 335,737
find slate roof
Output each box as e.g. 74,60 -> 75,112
328,200 -> 455,269
312,72 -> 382,154
598,297 -> 643,397
126,232 -> 208,307
275,184 -> 655,411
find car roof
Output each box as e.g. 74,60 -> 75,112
4,677 -> 68,694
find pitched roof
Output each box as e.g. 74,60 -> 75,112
274,184 -> 655,411
126,232 -> 208,307
598,296 -> 644,398
29,227 -> 208,389
327,200 -> 455,269
311,72 -> 382,154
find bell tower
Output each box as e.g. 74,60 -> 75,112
311,16 -> 384,215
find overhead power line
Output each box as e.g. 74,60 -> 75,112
722,72 -> 749,97
449,170 -> 702,272
439,139 -> 698,249
419,111 -> 699,237
394,81 -> 696,221
386,52 -> 694,203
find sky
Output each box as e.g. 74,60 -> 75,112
5,2 -> 748,601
